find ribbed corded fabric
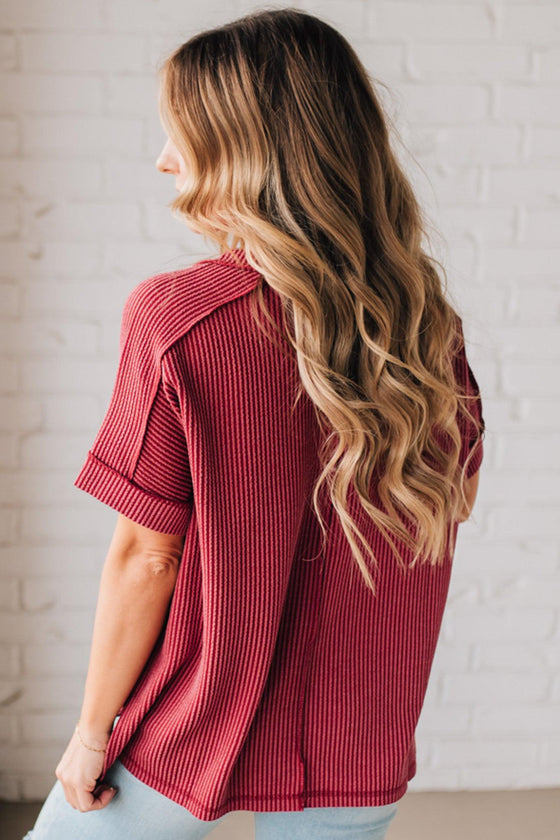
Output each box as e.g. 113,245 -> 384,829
74,249 -> 485,820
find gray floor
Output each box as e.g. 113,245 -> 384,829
2,789 -> 559,839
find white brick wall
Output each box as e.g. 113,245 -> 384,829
1,0 -> 559,803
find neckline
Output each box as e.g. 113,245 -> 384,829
218,248 -> 250,267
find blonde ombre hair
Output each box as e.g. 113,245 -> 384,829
157,7 -> 484,595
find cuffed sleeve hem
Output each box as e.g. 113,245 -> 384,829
465,436 -> 484,479
74,451 -> 192,535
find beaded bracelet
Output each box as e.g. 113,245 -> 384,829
75,720 -> 108,753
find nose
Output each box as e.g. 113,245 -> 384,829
155,139 -> 178,175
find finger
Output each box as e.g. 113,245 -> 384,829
89,786 -> 118,811
62,784 -> 79,811
81,786 -> 118,811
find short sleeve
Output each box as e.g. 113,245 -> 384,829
452,319 -> 485,480
74,283 -> 193,534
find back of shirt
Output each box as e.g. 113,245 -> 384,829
74,249 -> 485,820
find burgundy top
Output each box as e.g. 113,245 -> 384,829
74,249 -> 485,820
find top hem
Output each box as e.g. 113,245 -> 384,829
118,752 -> 412,821
74,450 -> 192,535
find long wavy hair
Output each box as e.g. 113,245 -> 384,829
157,6 -> 485,595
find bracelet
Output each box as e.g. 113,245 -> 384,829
75,720 -> 108,753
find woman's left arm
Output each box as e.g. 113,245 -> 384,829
55,513 -> 185,812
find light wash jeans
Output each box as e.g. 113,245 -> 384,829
23,757 -> 401,840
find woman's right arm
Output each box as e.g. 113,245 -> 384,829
457,469 -> 481,522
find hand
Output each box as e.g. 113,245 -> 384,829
55,725 -> 117,812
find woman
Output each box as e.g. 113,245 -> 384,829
24,7 -> 485,840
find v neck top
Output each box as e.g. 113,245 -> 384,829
73,249 -> 485,820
